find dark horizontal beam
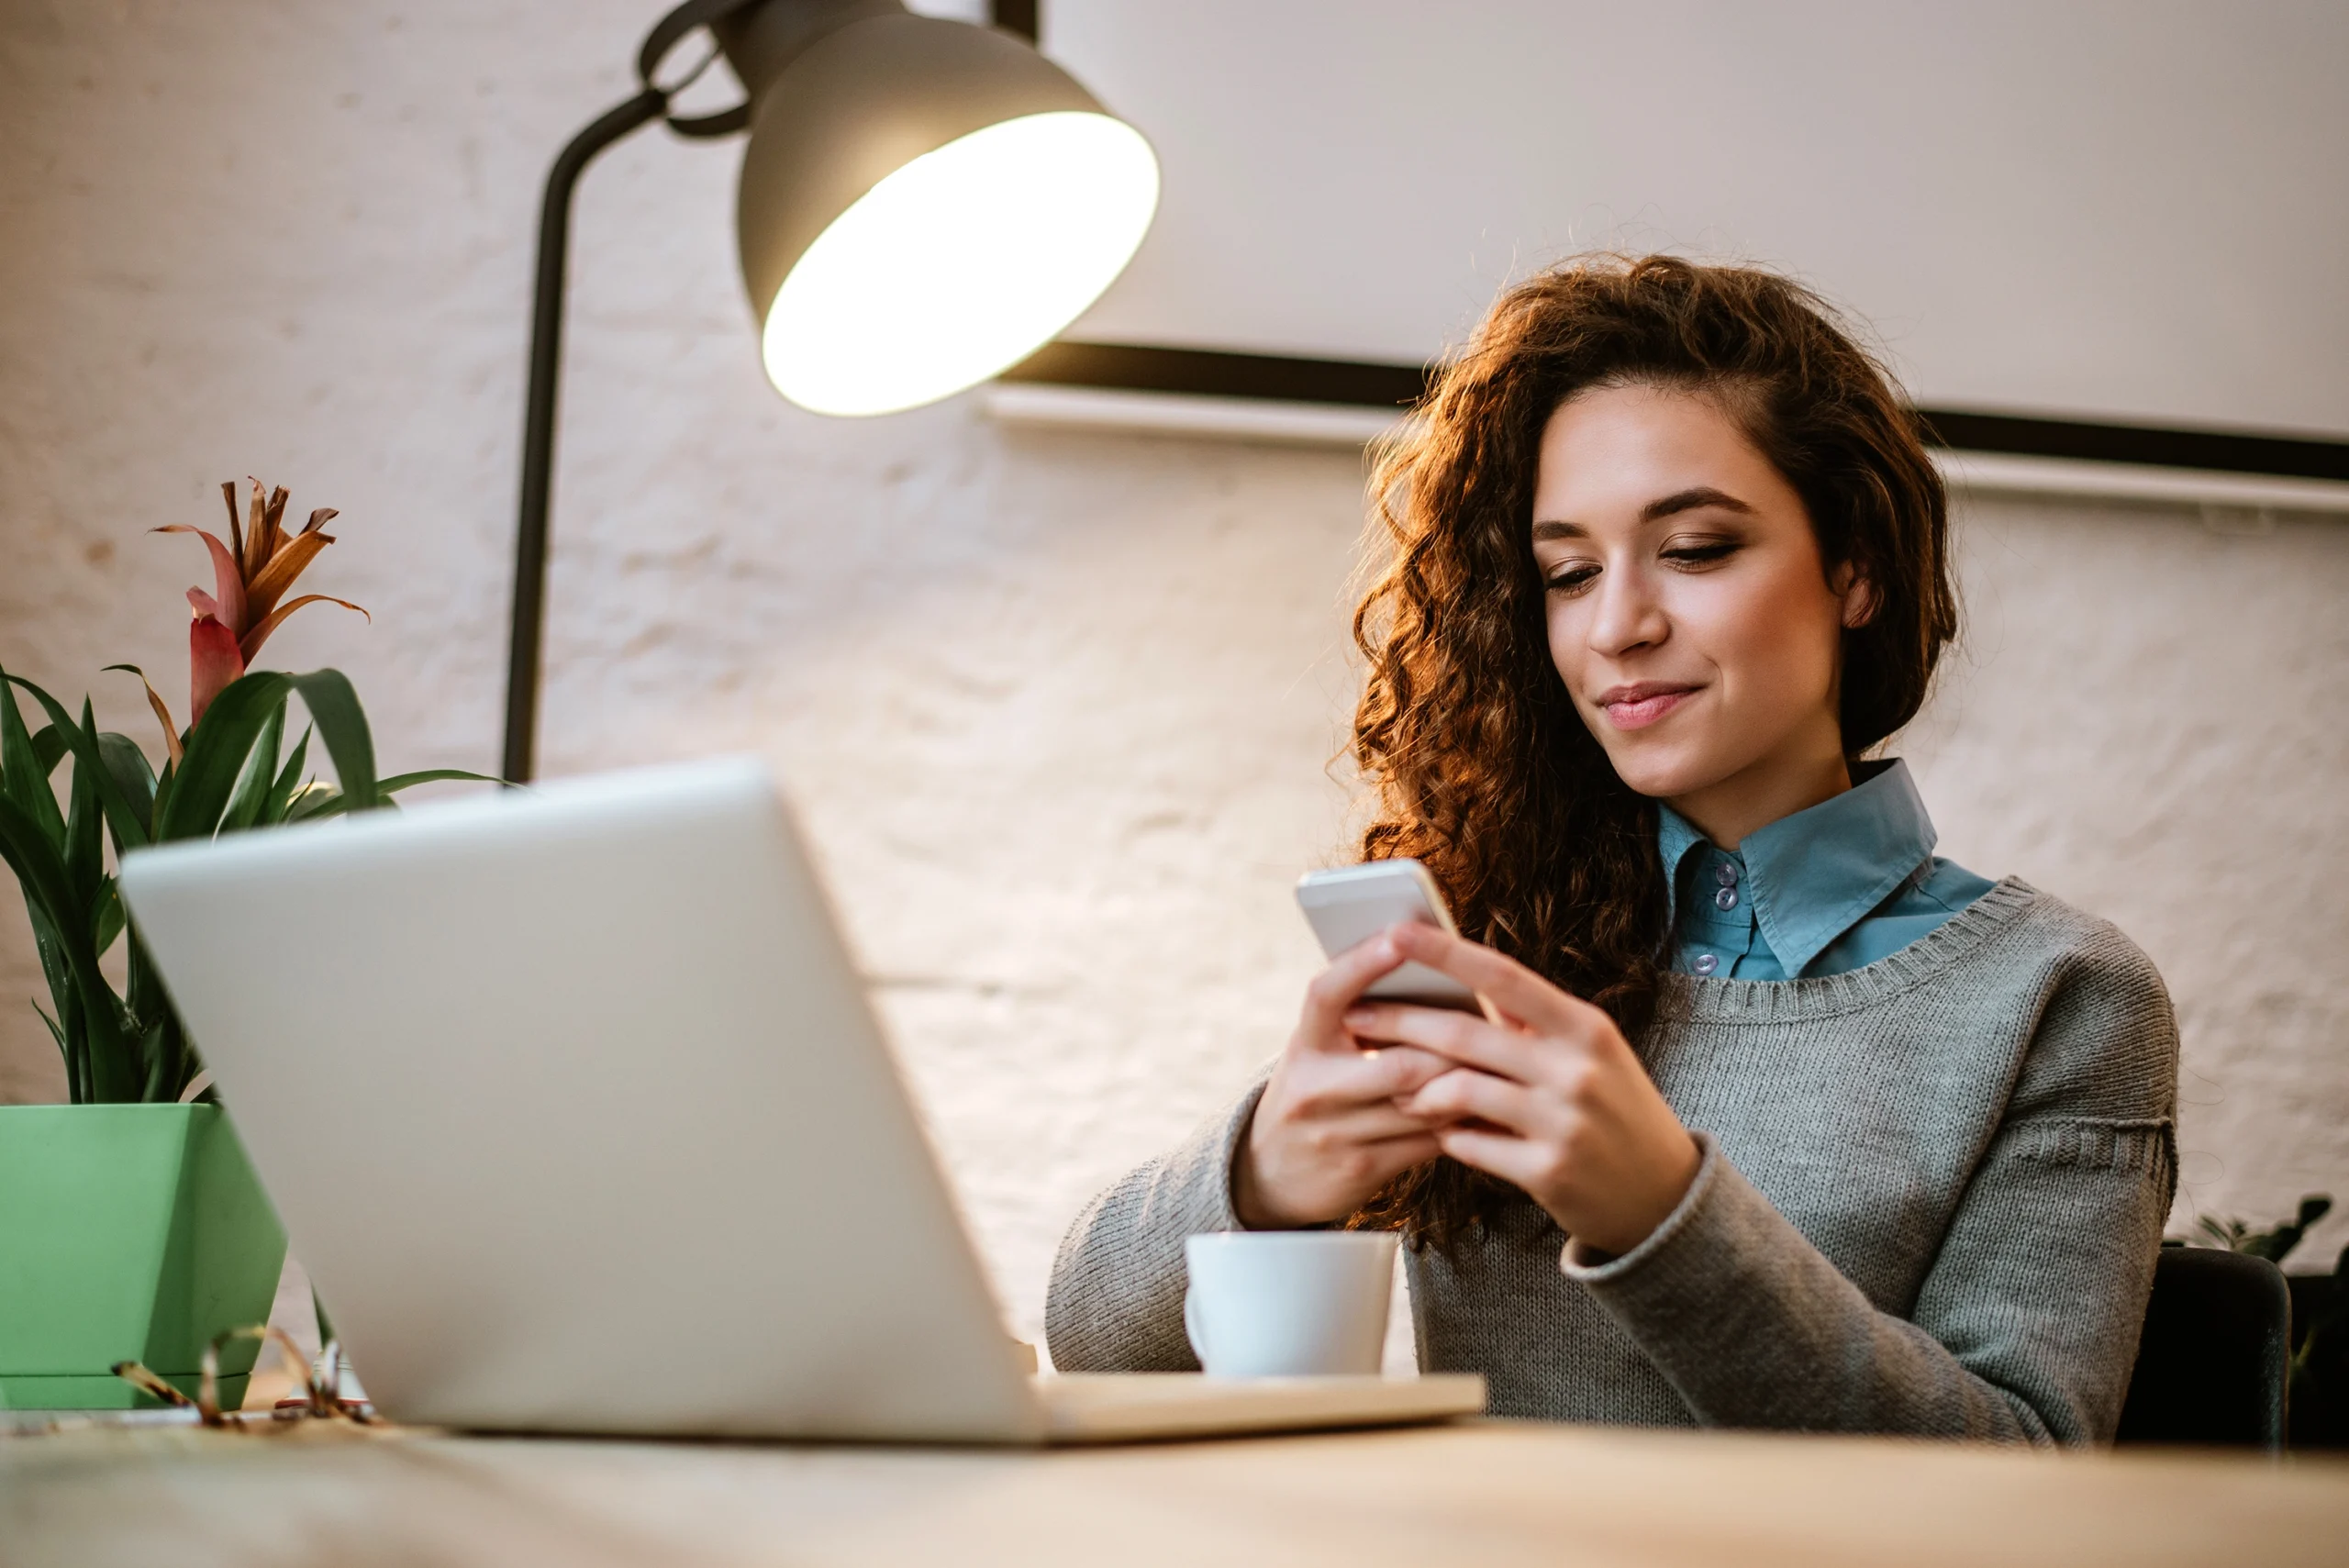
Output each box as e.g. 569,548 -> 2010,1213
1001,340 -> 2349,483
1907,408 -> 2345,481
1005,340 -> 1429,412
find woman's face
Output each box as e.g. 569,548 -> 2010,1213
1531,383 -> 1868,838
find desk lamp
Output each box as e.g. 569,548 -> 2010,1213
502,0 -> 1160,780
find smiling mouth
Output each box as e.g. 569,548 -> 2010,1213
1596,684 -> 1698,730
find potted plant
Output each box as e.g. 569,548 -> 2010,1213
0,481 -> 483,1409
2177,1194 -> 2349,1449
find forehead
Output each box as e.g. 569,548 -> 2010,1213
1531,383 -> 1795,524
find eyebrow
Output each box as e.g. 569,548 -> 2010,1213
1531,486 -> 1758,541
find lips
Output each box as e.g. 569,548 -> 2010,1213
1595,683 -> 1698,730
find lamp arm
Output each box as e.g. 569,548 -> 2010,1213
501,87 -> 670,785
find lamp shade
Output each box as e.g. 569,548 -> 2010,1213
725,11 -> 1159,417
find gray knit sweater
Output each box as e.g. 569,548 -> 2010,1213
1046,880 -> 2178,1444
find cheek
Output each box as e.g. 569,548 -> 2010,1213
1545,600 -> 1585,684
1693,565 -> 1842,703
1546,600 -> 1614,717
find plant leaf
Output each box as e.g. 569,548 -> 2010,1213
105,664 -> 184,769
61,700 -> 104,891
94,877 -> 125,958
152,524 -> 250,638
255,482 -> 291,578
379,769 -> 503,794
220,480 -> 245,573
151,757 -> 175,840
139,1016 -> 173,1102
5,674 -> 153,855
218,701 -> 284,834
28,915 -> 86,1100
154,671 -> 292,843
95,732 -> 157,845
243,529 -> 336,621
262,727 -> 310,824
0,792 -> 132,1099
28,902 -> 73,1017
0,673 -> 66,844
239,593 -> 368,665
151,668 -> 409,840
286,669 -> 377,813
30,724 -> 67,777
32,995 -> 65,1054
189,615 -> 246,728
243,478 -> 269,581
121,922 -> 175,1063
285,784 -> 348,822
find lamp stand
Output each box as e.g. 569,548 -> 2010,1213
501,87 -> 670,786
499,0 -> 775,784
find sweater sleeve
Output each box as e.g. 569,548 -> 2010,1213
1568,928 -> 2179,1443
1044,1079 -> 1267,1372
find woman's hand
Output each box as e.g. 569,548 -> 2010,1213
1341,922 -> 1701,1260
1233,930 -> 1456,1229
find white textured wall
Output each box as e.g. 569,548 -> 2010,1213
2,0 -> 2344,1364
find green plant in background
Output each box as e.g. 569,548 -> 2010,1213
2183,1192 -> 2347,1447
0,480 -> 487,1103
2196,1194 -> 2333,1262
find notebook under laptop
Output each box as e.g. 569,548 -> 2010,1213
117,756 -> 1482,1442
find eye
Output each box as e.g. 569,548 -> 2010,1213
1661,538 -> 1741,569
1542,562 -> 1599,595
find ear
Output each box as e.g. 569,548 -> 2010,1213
1832,562 -> 1880,630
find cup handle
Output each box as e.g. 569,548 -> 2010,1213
1184,1286 -> 1211,1370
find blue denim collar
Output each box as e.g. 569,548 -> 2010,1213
1655,759 -> 1938,978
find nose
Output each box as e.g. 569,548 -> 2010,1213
1586,562 -> 1669,657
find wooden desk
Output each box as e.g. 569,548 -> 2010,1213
6,1418 -> 2345,1567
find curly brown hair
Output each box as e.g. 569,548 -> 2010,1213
1348,254 -> 1959,1246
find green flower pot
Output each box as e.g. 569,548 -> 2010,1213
0,1103 -> 286,1410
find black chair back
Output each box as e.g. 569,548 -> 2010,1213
2116,1246 -> 2291,1450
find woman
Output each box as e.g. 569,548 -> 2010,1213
1045,255 -> 2178,1444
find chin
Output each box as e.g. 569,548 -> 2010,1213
1596,735 -> 1723,802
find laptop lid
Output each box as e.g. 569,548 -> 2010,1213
118,757 -> 1042,1441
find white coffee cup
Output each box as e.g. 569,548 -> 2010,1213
1183,1231 -> 1397,1377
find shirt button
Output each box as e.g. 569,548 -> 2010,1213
1714,886 -> 1739,911
1692,953 -> 1719,976
1715,862 -> 1739,887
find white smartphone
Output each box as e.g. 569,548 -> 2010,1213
1295,858 -> 1490,1016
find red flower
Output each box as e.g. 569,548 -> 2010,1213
157,480 -> 367,726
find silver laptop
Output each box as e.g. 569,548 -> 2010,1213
117,757 -> 1481,1442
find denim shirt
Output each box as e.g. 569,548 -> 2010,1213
1658,759 -> 1995,981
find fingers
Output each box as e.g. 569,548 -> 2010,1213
1405,1066 -> 1546,1136
1297,931 -> 1410,1048
1433,1123 -> 1548,1191
1341,1002 -> 1542,1084
1386,922 -> 1598,1036
1287,1045 -> 1450,1123
1363,1130 -> 1446,1173
1349,1042 -> 1452,1100
1297,1130 -> 1445,1217
1308,1102 -> 1453,1144
1244,1123 -> 1444,1228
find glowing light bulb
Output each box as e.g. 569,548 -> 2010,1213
761,111 -> 1159,417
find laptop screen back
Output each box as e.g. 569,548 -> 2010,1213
119,757 -> 1039,1440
